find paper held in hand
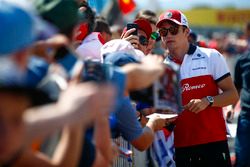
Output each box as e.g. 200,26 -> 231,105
146,113 -> 178,119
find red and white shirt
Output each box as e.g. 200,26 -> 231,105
166,45 -> 230,148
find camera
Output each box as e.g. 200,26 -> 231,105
82,60 -> 112,83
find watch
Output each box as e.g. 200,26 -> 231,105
206,96 -> 214,107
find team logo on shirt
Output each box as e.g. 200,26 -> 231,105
182,83 -> 206,92
192,67 -> 206,70
192,54 -> 205,60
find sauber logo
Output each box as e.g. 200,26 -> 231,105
182,83 -> 206,92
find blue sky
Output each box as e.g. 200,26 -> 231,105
134,0 -> 250,10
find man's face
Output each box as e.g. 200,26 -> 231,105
159,21 -> 189,52
138,29 -> 149,55
0,92 -> 30,163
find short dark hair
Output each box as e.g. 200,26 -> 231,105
135,10 -> 157,25
94,17 -> 111,35
79,1 -> 96,35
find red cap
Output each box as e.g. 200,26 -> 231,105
156,9 -> 189,28
134,19 -> 152,40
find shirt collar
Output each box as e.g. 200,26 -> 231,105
168,44 -> 197,65
187,44 -> 197,55
83,32 -> 105,44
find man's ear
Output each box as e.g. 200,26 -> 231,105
185,27 -> 190,37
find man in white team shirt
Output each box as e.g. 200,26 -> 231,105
157,9 -> 239,167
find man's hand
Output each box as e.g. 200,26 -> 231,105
224,105 -> 234,123
141,54 -> 164,71
183,98 -> 210,114
120,28 -> 139,49
147,116 -> 176,132
58,83 -> 115,127
122,55 -> 165,91
32,34 -> 69,62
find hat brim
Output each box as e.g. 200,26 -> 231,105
134,19 -> 152,40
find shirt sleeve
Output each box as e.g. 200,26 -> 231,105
209,49 -> 231,82
110,68 -> 127,111
115,97 -> 143,142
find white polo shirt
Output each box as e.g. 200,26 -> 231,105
166,45 -> 230,148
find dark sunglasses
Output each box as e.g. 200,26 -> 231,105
139,35 -> 149,46
159,26 -> 179,37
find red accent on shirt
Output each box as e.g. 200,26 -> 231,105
174,75 -> 227,148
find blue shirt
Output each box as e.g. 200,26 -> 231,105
112,96 -> 143,142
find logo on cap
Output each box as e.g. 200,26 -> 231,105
182,18 -> 187,24
165,12 -> 172,19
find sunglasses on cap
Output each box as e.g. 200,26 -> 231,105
151,32 -> 161,41
159,26 -> 179,37
139,35 -> 149,46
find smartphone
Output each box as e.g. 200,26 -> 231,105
126,23 -> 138,36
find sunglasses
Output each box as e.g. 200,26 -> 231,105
139,35 -> 149,46
151,32 -> 160,41
159,26 -> 179,37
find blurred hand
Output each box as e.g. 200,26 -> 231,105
224,105 -> 234,123
57,83 -> 115,127
147,116 -> 167,131
32,34 -> 69,62
141,54 -> 163,66
141,55 -> 165,75
183,98 -> 209,114
120,28 -> 139,49
165,117 -> 177,126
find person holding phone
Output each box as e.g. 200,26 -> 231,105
121,19 -> 152,55
135,10 -> 160,55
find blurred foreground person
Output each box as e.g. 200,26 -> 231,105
234,21 -> 250,167
0,1 -> 116,167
